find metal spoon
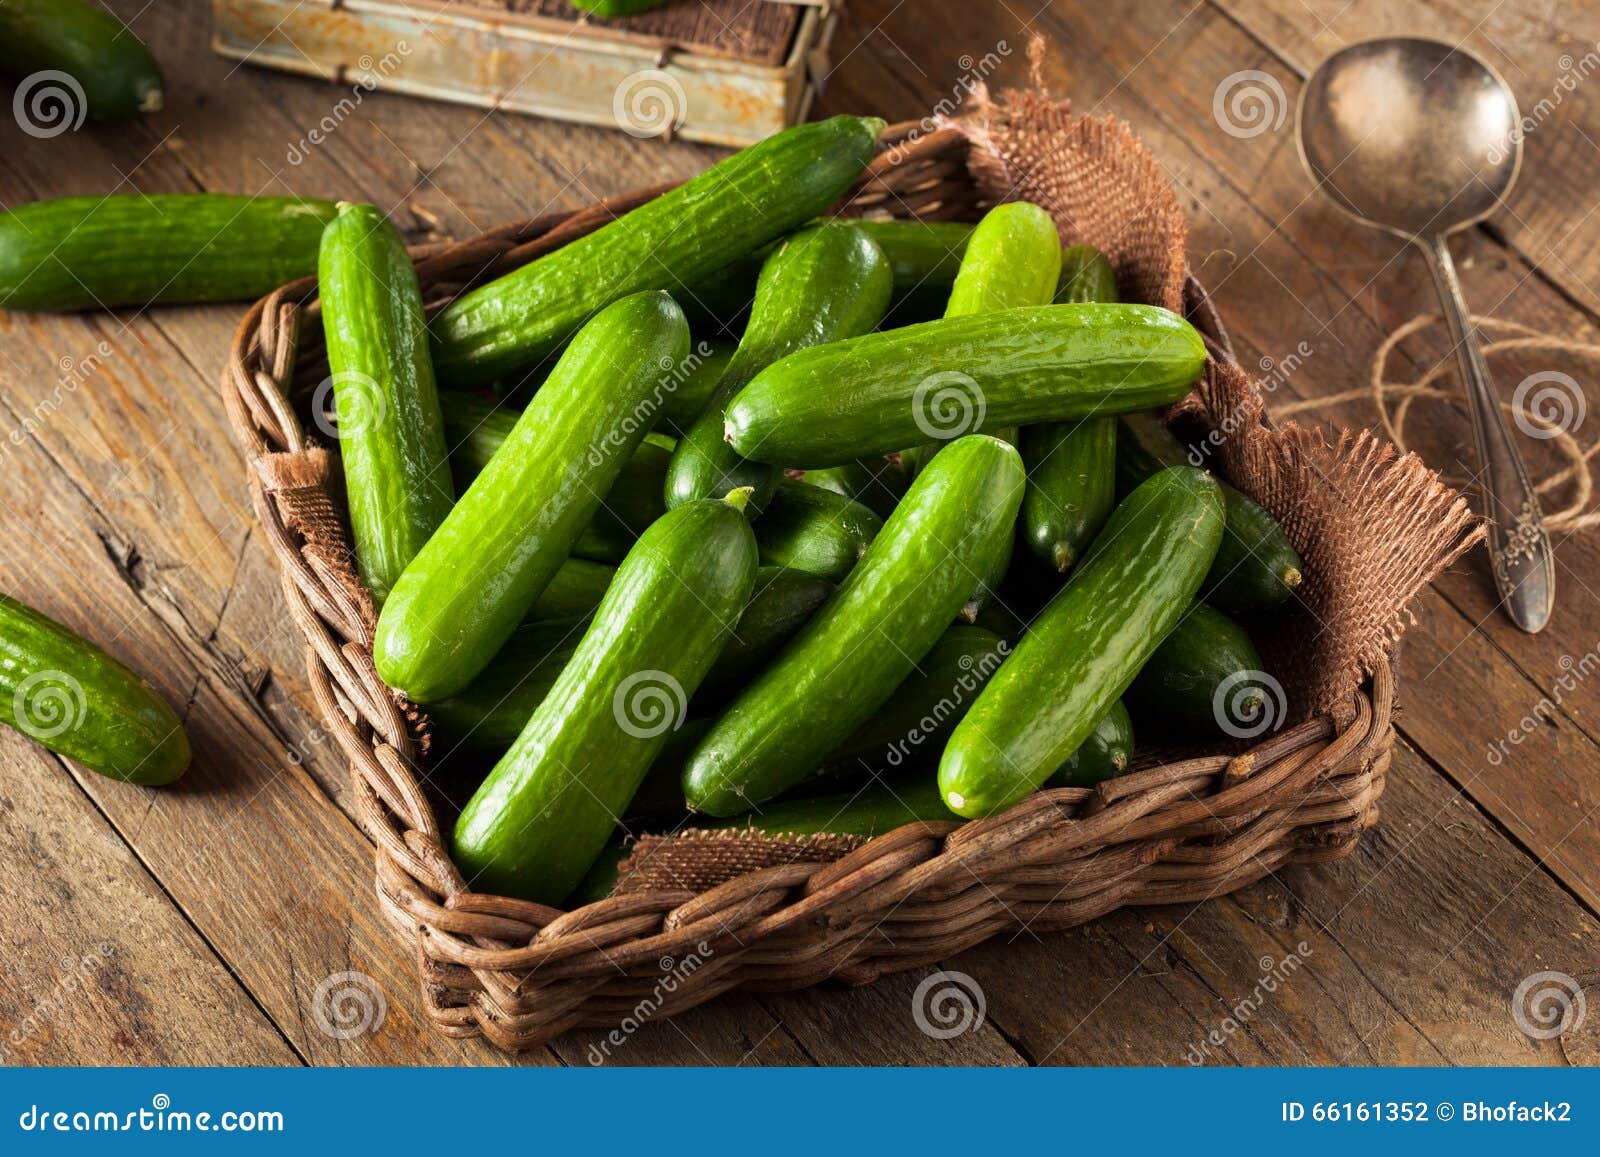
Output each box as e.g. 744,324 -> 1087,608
1297,36 -> 1554,632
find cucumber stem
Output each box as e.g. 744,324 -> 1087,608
1282,566 -> 1303,589
722,486 -> 756,513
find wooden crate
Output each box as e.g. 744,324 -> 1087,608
211,0 -> 841,147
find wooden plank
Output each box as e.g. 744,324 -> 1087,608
0,731 -> 298,1065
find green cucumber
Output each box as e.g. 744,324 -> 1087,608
754,480 -> 882,582
318,203 -> 454,604
698,567 -> 834,703
442,392 -> 672,483
665,223 -> 893,515
431,115 -> 884,383
375,291 -> 689,702
727,303 -> 1206,467
0,0 -> 162,122
660,341 -> 736,431
527,558 -> 613,623
800,457 -> 908,521
940,466 -> 1224,817
0,195 -> 338,312
572,774 -> 958,904
0,593 -> 188,784
1126,603 -> 1272,737
574,0 -> 668,16
1019,244 -> 1120,573
683,434 -> 1025,816
452,492 -> 758,904
1045,700 -> 1134,787
1117,412 -> 1304,612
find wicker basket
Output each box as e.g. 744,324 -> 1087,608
223,113 -> 1468,1053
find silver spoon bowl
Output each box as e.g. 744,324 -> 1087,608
1298,37 -> 1554,632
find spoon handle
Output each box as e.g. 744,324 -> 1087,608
1418,234 -> 1554,632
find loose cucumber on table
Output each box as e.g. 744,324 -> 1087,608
683,434 -> 1025,816
453,492 -> 758,904
1018,244 -> 1121,573
665,223 -> 892,515
318,203 -> 454,604
1126,602 -> 1272,737
0,0 -> 163,122
0,195 -> 338,311
430,115 -> 884,384
1046,699 -> 1134,787
0,593 -> 188,784
725,303 -> 1207,467
375,291 -> 689,703
1116,412 -> 1304,612
940,466 -> 1225,818
754,480 -> 882,582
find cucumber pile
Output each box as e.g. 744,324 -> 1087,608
0,114 -> 1306,896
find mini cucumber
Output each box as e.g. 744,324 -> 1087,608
800,457 -> 908,521
0,0 -> 162,122
940,467 -> 1224,817
0,195 -> 338,311
376,291 -> 689,702
665,223 -> 892,514
1126,602 -> 1272,737
683,434 -> 1025,816
727,303 -> 1206,467
1117,412 -> 1304,612
1046,700 -> 1134,787
453,492 -> 758,903
754,480 -> 882,582
431,116 -> 883,383
318,203 -> 454,603
1020,244 -> 1120,573
0,593 -> 188,784
698,567 -> 834,703
526,558 -> 614,623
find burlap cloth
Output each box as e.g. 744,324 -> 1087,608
613,77 -> 1484,896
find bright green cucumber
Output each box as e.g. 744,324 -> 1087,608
939,466 -> 1225,817
375,291 -> 689,702
1045,700 -> 1134,787
1116,412 -> 1304,612
683,435 -> 1025,816
572,774 -> 958,903
431,116 -> 884,383
574,0 -> 668,16
753,480 -> 882,582
0,0 -> 162,122
526,558 -> 614,623
1020,244 -> 1121,573
318,203 -> 454,603
0,195 -> 338,311
727,303 -> 1206,467
665,223 -> 893,514
698,567 -> 834,703
1126,602 -> 1272,736
0,593 -> 188,784
452,492 -> 758,904
801,458 -> 908,521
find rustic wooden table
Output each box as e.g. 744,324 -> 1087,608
1,0 -> 1597,1067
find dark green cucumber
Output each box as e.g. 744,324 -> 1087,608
660,341 -> 736,431
1018,245 -> 1120,573
800,457 -> 908,521
375,291 -> 689,702
940,466 -> 1224,817
0,195 -> 338,311
572,774 -> 958,904
1117,412 -> 1304,612
0,0 -> 162,122
0,593 -> 188,784
431,115 -> 884,383
453,492 -> 758,904
727,303 -> 1206,467
665,223 -> 893,514
1126,603 -> 1272,737
819,625 -> 1007,778
1045,700 -> 1134,787
698,567 -> 834,703
526,558 -> 614,623
753,480 -> 882,582
683,435 -> 1025,816
318,203 -> 454,603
